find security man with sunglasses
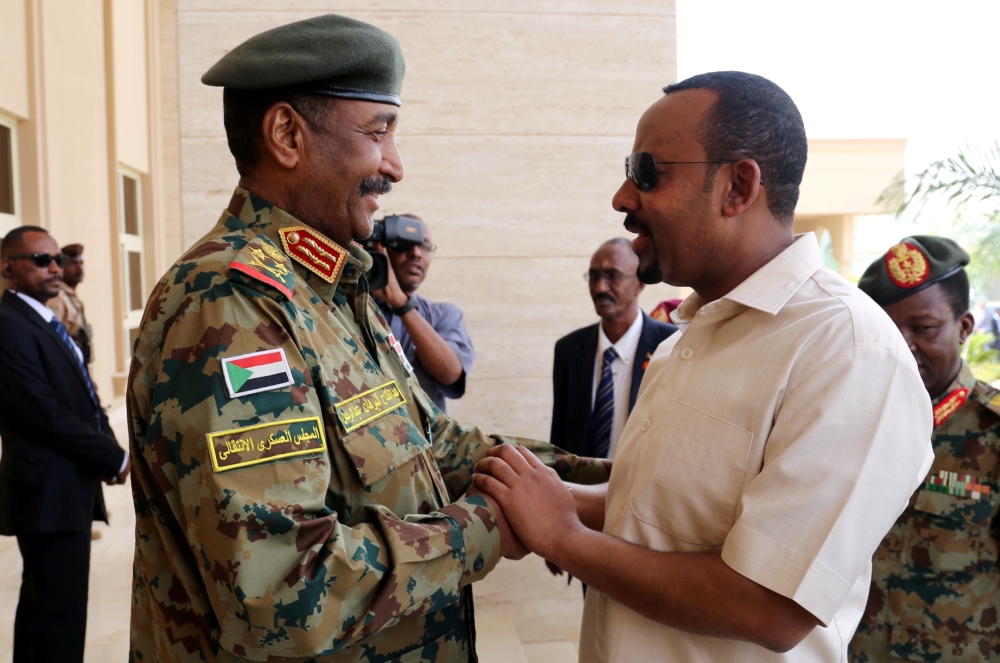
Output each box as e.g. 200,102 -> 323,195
371,214 -> 476,414
0,225 -> 129,663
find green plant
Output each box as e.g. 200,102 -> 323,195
962,330 -> 1000,383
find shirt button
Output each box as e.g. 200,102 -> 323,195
474,556 -> 485,572
680,347 -> 694,360
641,418 -> 650,432
344,265 -> 357,278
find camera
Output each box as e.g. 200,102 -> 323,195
359,215 -> 424,290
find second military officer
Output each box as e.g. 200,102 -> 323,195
127,14 -> 606,663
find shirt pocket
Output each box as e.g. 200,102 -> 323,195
338,407 -> 430,487
909,486 -> 996,572
629,399 -> 753,547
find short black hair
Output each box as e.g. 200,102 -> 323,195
601,237 -> 634,250
663,71 -> 808,224
936,269 -> 970,319
1,225 -> 48,258
222,88 -> 336,177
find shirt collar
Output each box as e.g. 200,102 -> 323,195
598,310 -> 645,365
671,232 -> 823,327
11,290 -> 55,323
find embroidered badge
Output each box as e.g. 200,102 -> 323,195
229,239 -> 296,300
221,349 -> 294,398
278,225 -> 349,284
925,470 -> 991,500
335,380 -> 408,433
933,387 -> 969,427
207,416 -> 326,473
885,241 -> 930,288
387,333 -> 414,375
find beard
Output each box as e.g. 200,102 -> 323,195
624,214 -> 664,284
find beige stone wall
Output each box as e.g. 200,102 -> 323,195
176,2 -> 680,440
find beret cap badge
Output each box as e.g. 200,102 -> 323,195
885,241 -> 930,289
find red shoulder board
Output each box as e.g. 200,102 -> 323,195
933,387 -> 970,427
278,225 -> 348,284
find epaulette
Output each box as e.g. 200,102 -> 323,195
228,236 -> 296,300
980,381 -> 1000,418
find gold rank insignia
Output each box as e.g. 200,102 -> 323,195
278,225 -> 349,284
885,241 -> 930,288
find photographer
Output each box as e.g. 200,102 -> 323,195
371,214 -> 475,413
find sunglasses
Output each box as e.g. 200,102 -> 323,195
6,252 -> 69,269
625,152 -> 739,192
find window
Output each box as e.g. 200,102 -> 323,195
119,169 -> 145,358
0,114 -> 20,237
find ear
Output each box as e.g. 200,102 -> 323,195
958,311 -> 976,345
260,102 -> 308,171
720,159 -> 762,219
1,259 -> 10,277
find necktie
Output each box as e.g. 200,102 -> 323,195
586,347 -> 618,458
48,317 -> 101,429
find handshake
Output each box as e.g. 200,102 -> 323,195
467,445 -> 595,565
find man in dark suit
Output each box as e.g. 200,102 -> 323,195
551,238 -> 677,458
0,226 -> 128,663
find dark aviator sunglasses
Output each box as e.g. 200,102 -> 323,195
625,152 -> 743,192
6,252 -> 69,269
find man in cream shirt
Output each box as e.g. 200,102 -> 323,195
473,71 -> 934,662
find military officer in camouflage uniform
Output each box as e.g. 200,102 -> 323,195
851,236 -> 1000,662
127,15 -> 607,663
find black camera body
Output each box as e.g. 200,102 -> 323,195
359,215 -> 424,290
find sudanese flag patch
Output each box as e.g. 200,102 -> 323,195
221,349 -> 294,398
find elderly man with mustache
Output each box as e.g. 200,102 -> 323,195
550,238 -> 677,459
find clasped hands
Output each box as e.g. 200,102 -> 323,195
468,445 -> 582,562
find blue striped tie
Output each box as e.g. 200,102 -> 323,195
586,347 -> 618,458
48,317 -> 101,429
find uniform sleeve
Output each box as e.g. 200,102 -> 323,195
132,283 -> 500,658
720,342 -> 935,625
406,383 -> 611,501
425,302 -> 475,398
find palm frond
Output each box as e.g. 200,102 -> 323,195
889,141 -> 1000,215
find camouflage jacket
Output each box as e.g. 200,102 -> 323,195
850,362 -> 1000,662
127,188 -> 608,663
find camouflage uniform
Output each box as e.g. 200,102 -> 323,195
49,282 -> 92,364
127,188 -> 607,662
850,362 -> 1000,662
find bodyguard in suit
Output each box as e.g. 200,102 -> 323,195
0,226 -> 129,663
551,238 -> 676,458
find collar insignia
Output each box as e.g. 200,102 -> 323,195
278,225 -> 348,284
933,387 -> 969,427
886,241 -> 930,288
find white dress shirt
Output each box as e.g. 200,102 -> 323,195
579,233 -> 935,663
591,311 -> 644,459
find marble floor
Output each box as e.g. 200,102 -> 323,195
0,408 -> 583,662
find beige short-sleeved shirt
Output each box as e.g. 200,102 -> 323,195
579,233 -> 935,663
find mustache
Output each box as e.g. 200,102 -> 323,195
623,213 -> 648,234
359,176 -> 394,197
593,293 -> 616,305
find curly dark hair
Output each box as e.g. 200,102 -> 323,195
663,71 -> 808,224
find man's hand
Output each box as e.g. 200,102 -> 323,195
105,454 -> 130,486
369,243 -> 409,308
467,482 -> 529,559
472,445 -> 582,560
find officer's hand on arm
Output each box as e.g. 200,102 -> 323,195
473,445 -> 820,653
371,245 -> 464,386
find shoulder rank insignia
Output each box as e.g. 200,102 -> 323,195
278,225 -> 348,284
229,237 -> 295,300
885,241 -> 930,288
933,387 -> 969,427
221,349 -> 294,398
207,416 -> 326,473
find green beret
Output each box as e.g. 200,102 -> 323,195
858,235 -> 970,305
201,14 -> 404,106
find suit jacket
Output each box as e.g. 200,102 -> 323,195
550,311 -> 677,455
0,290 -> 124,535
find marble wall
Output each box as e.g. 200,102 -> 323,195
175,2 -> 680,440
